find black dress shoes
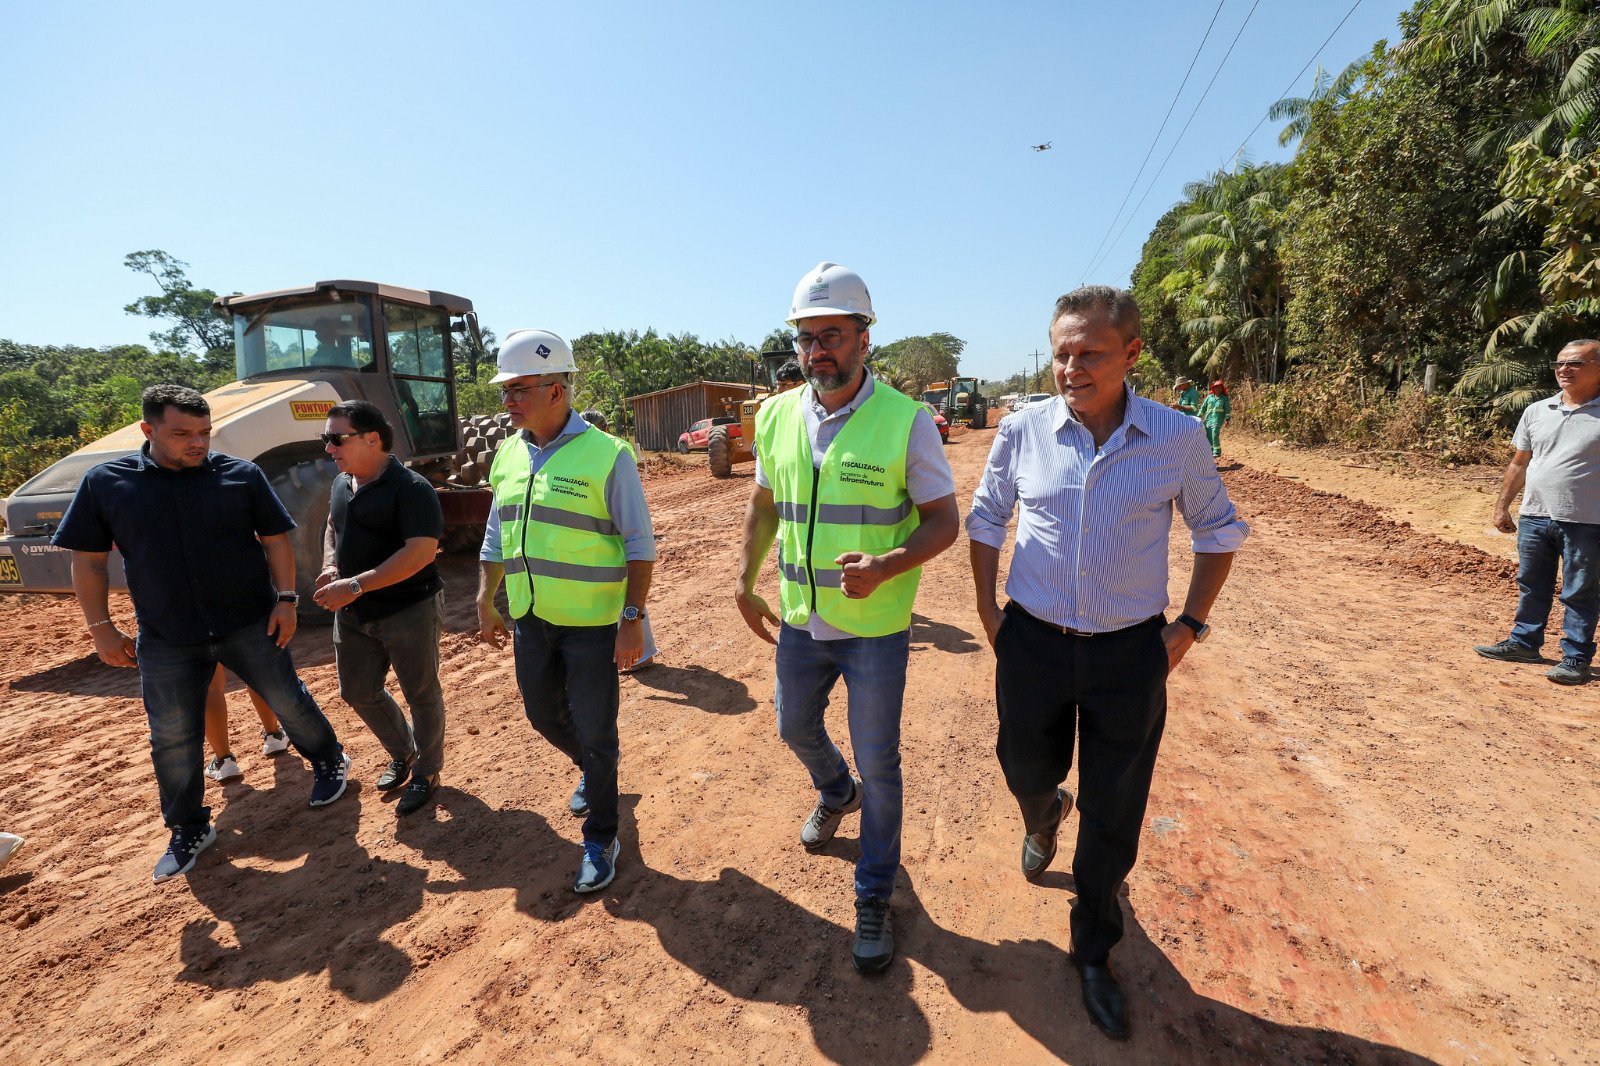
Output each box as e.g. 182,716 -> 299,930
1073,955 -> 1129,1039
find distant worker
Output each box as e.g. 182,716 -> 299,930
1198,380 -> 1231,461
0,832 -> 23,873
202,666 -> 291,782
581,409 -> 659,673
1174,377 -> 1200,417
54,384 -> 350,886
967,286 -> 1247,1039
312,400 -> 449,815
1475,339 -> 1600,685
775,360 -> 805,392
313,318 -> 358,368
735,262 -> 959,973
477,330 -> 657,892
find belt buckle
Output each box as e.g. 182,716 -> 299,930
1060,624 -> 1093,637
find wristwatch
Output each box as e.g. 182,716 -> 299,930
621,605 -> 645,623
277,591 -> 299,604
348,576 -> 364,597
1176,614 -> 1211,642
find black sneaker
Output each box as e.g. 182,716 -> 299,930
1548,657 -> 1592,685
376,756 -> 414,791
397,773 -> 438,816
153,823 -> 216,884
1474,639 -> 1542,664
852,897 -> 894,974
569,773 -> 589,817
308,751 -> 352,807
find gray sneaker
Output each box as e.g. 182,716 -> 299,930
800,777 -> 863,849
1022,788 -> 1074,881
852,897 -> 894,974
1548,657 -> 1592,685
569,773 -> 589,817
1474,639 -> 1542,664
153,823 -> 216,884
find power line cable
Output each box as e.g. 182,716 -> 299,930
1076,0 -> 1229,286
1226,0 -> 1366,168
1081,0 -> 1263,282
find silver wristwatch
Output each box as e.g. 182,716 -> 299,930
348,576 -> 363,597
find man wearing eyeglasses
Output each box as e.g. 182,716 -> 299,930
311,400 -> 448,815
1475,340 -> 1600,685
476,329 -> 656,894
735,262 -> 959,974
967,286 -> 1247,1039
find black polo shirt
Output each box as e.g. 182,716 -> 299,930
52,446 -> 295,644
329,455 -> 444,623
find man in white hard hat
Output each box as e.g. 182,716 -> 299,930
735,262 -> 959,973
476,330 -> 657,893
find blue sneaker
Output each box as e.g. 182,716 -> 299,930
308,751 -> 352,807
569,773 -> 589,817
153,823 -> 216,884
573,839 -> 619,894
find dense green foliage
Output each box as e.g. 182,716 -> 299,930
1130,0 -> 1600,446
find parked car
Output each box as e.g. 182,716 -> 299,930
922,402 -> 950,444
1020,392 -> 1053,409
677,415 -> 740,453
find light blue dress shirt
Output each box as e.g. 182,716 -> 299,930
966,387 -> 1248,633
479,410 -> 657,564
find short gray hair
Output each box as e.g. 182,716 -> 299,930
1051,285 -> 1142,342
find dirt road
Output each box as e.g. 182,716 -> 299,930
2,428 -> 1594,1065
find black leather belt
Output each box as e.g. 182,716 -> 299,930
1008,602 -> 1163,637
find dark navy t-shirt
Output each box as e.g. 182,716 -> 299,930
52,445 -> 295,644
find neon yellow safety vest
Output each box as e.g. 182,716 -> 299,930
755,382 -> 923,637
488,425 -> 633,626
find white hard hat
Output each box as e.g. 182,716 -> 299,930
493,329 -> 577,382
788,262 -> 876,326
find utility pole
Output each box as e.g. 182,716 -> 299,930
1031,350 -> 1044,394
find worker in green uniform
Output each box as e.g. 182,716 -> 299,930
1199,380 -> 1231,460
1174,377 -> 1200,417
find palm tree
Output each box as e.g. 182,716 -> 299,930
1269,58 -> 1368,148
1161,166 -> 1290,383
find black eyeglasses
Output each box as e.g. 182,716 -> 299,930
499,382 -> 562,401
794,327 -> 858,354
1553,359 -> 1593,371
319,431 -> 366,447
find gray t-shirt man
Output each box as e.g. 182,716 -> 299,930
1513,392 -> 1600,525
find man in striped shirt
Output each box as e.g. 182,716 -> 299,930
967,285 -> 1248,1039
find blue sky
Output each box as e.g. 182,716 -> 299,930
0,0 -> 1411,382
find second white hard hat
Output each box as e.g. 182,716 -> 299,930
493,329 -> 577,382
788,262 -> 876,326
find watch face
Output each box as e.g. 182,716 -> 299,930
623,606 -> 640,621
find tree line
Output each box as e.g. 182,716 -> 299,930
1131,0 -> 1600,453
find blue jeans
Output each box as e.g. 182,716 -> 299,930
138,619 -> 343,831
775,623 -> 909,902
1511,515 -> 1599,663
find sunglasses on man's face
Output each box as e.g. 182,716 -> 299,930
793,327 -> 858,354
320,431 -> 366,447
1553,359 -> 1593,371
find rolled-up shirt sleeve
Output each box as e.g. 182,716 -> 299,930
479,500 -> 502,563
1175,420 -> 1249,552
965,419 -> 1017,550
606,451 -> 658,562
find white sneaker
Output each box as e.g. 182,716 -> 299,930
261,729 -> 290,756
204,754 -> 242,782
0,832 -> 24,872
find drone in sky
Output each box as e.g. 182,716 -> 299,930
1030,142 -> 1052,152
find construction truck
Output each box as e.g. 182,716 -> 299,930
0,280 -> 495,617
707,350 -> 793,478
921,376 -> 990,429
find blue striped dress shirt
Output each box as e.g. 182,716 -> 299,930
966,387 -> 1248,632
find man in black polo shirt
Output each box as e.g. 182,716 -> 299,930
54,384 -> 351,887
311,400 -> 447,816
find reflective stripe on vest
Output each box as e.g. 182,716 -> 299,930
487,425 -> 632,625
755,382 -> 923,637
